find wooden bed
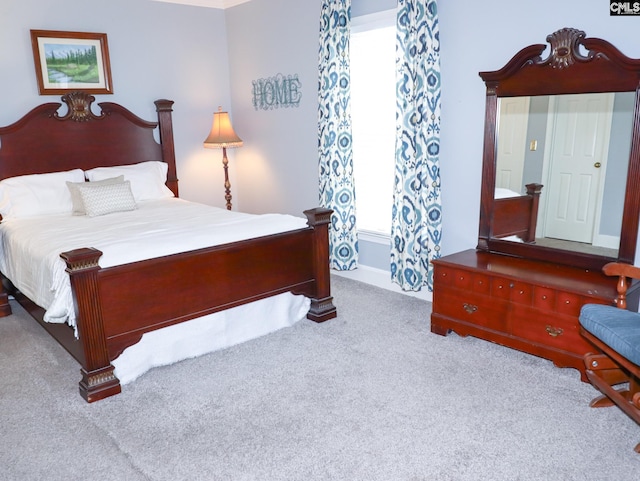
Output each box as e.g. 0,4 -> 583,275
491,182 -> 543,243
0,91 -> 336,402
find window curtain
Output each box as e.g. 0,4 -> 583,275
318,0 -> 358,271
391,0 -> 442,291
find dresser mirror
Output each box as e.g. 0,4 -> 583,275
476,28 -> 640,270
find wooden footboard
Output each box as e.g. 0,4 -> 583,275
492,183 -> 543,243
58,207 -> 335,403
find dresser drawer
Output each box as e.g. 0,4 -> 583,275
490,276 -> 511,300
433,288 -> 509,333
472,272 -> 490,294
510,305 -> 592,355
510,280 -> 533,305
555,291 -> 583,316
434,265 -> 487,291
532,286 -> 555,311
488,277 -> 533,305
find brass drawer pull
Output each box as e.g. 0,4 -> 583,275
545,325 -> 564,337
463,303 -> 478,314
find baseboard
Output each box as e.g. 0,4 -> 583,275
331,265 -> 433,302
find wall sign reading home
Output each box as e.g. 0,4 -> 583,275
252,73 -> 301,110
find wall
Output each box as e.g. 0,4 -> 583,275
0,0 -> 232,208
224,0 -> 323,216
224,0 -> 406,294
224,0 -> 397,218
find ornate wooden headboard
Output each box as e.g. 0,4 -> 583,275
0,91 -> 179,196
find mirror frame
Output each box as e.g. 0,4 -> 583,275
477,28 -> 640,271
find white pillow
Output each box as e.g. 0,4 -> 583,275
76,180 -> 137,217
85,161 -> 174,202
0,169 -> 85,220
67,175 -> 125,215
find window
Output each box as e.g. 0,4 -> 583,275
350,10 -> 396,237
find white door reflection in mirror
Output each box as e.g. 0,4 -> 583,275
494,92 -> 634,256
496,97 -> 530,194
541,93 -> 613,245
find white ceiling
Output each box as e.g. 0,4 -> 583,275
151,0 -> 251,9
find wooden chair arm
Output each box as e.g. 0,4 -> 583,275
602,262 -> 640,309
603,262 -> 640,280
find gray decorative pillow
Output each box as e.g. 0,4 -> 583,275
67,175 -> 125,215
76,180 -> 137,217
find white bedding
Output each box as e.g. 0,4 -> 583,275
113,289 -> 309,384
0,198 -> 312,384
0,197 -> 308,331
495,187 -> 522,199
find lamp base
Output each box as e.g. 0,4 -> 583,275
222,147 -> 232,210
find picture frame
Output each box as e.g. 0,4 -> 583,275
30,29 -> 113,95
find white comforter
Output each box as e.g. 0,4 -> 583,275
495,187 -> 522,199
0,198 -> 309,333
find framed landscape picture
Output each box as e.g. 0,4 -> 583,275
30,30 -> 113,95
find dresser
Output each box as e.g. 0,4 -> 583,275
430,249 -> 640,380
436,28 -> 640,381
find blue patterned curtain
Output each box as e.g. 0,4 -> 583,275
318,0 -> 358,271
391,0 -> 442,291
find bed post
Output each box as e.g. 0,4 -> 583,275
0,284 -> 11,317
60,248 -> 121,403
524,183 -> 543,243
155,99 -> 179,197
304,207 -> 337,322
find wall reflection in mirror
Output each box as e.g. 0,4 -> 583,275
494,91 -> 635,258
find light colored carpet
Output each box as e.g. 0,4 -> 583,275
1,275 -> 639,480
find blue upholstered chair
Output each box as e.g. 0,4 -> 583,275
579,262 -> 640,453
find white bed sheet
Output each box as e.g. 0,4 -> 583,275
0,198 -> 311,384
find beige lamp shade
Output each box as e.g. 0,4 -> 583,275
203,107 -> 243,148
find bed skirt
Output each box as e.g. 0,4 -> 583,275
112,293 -> 310,385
